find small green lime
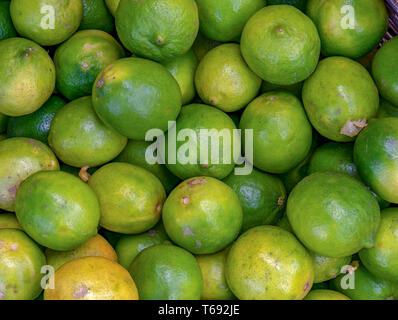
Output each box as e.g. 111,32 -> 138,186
79,0 -> 114,33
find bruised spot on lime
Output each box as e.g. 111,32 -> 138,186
79,166 -> 91,182
187,177 -> 207,186
181,197 -> 190,205
72,283 -> 88,299
97,78 -> 105,88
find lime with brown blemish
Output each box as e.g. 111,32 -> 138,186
15,171 -> 100,251
0,228 -> 46,300
306,0 -> 387,59
115,222 -> 169,269
162,49 -> 198,105
287,171 -> 380,258
310,251 -> 351,283
223,167 -> 286,232
162,177 -> 242,254
165,104 -> 240,180
359,208 -> 398,282
92,57 -> 182,140
195,43 -> 262,113
7,96 -> 67,144
0,113 -> 8,132
46,234 -> 117,271
44,256 -> 139,300
0,137 -> 59,212
0,0 -> 16,40
239,91 -> 313,174
225,225 -> 314,300
240,5 -> 320,85
48,96 -> 127,168
302,56 -> 379,142
10,0 -> 83,46
0,213 -> 22,230
79,0 -> 114,33
88,162 -> 166,234
105,0 -> 120,16
55,30 -> 125,100
0,38 -> 55,117
196,247 -> 236,300
195,0 -> 266,42
129,244 -> 202,300
116,0 -> 199,62
372,37 -> 398,107
354,118 -> 398,204
304,290 -> 350,300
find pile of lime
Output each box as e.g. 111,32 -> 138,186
0,0 -> 397,301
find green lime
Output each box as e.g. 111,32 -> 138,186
88,162 -> 166,234
377,99 -> 398,118
302,56 -> 379,142
226,225 -> 314,300
0,228 -> 46,300
162,177 -> 243,254
0,38 -> 55,117
223,167 -> 286,232
129,244 -> 203,300
287,171 -> 380,257
105,0 -> 119,16
195,43 -> 262,112
15,171 -> 100,251
241,5 -> 320,85
0,213 -> 22,230
306,0 -> 388,59
192,32 -> 221,61
55,30 -> 125,100
7,96 -> 66,144
116,0 -> 199,62
48,96 -> 127,168
261,80 -> 303,98
0,137 -> 59,211
196,0 -> 266,42
162,49 -> 198,105
372,37 -> 398,107
0,0 -> 16,40
10,0 -> 83,46
311,251 -> 351,283
92,57 -> 182,140
304,290 -> 350,300
79,0 -> 114,33
239,91 -> 313,174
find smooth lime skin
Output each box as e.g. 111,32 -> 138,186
48,96 -> 127,168
92,57 -> 182,140
7,96 -> 66,144
287,171 -> 380,258
105,0 -> 119,16
55,30 -> 125,100
88,162 -> 166,234
353,118 -> 398,204
115,223 -> 169,269
306,0 -> 387,59
116,0 -> 199,62
239,91 -> 313,174
79,0 -> 114,33
226,226 -> 314,300
359,208 -> 398,282
372,37 -> 398,107
0,0 -> 16,40
311,251 -> 351,283
10,0 -> 83,46
129,244 -> 203,300
196,247 -> 236,300
308,142 -> 359,179
223,167 -> 286,232
304,290 -> 350,300
115,140 -> 180,194
162,177 -> 243,255
162,49 -> 198,106
196,0 -> 266,42
0,137 -> 59,212
0,213 -> 22,230
0,112 -> 8,132
302,56 -> 379,142
0,38 -> 55,117
0,229 -> 46,300
165,104 -> 240,180
15,171 -> 100,251
268,0 -> 307,10
331,264 -> 398,300
377,99 -> 398,118
195,43 -> 262,112
240,5 -> 320,85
